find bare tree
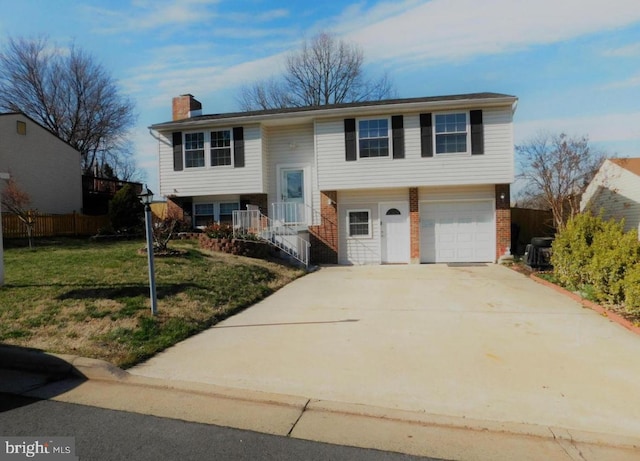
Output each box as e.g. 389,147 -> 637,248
517,132 -> 605,231
238,32 -> 395,110
0,36 -> 138,179
1,177 -> 36,248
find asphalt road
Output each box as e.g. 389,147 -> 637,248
0,394 -> 447,461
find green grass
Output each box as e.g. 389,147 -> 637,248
0,238 -> 304,367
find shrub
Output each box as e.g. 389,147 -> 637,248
204,223 -> 235,239
551,213 -> 604,290
623,263 -> 640,315
587,222 -> 640,305
108,184 -> 144,233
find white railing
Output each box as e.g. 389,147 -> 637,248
233,208 -> 310,268
271,202 -> 310,226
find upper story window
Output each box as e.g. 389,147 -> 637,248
358,119 -> 389,158
16,121 -> 26,135
185,132 -> 205,168
435,113 -> 468,154
210,130 -> 232,166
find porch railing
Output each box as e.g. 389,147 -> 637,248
233,207 -> 310,268
271,202 -> 310,226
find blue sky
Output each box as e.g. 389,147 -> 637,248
2,0 -> 640,194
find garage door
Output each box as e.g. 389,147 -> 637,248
420,201 -> 495,263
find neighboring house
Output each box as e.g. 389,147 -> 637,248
150,92 -> 518,265
0,112 -> 82,214
580,158 -> 640,235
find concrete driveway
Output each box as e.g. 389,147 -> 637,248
130,264 -> 640,439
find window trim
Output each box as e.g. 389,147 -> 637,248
356,117 -> 392,160
183,129 -> 235,169
347,209 -> 372,239
210,129 -> 233,168
184,131 -> 206,169
433,111 -> 470,156
193,201 -> 240,228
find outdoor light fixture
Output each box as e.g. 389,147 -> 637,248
138,185 -> 158,316
500,192 -> 506,202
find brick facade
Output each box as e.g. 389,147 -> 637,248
309,190 -> 338,264
172,94 -> 202,121
409,187 -> 420,264
495,184 -> 511,260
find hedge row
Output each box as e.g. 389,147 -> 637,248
551,213 -> 640,314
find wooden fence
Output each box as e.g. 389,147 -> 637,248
511,207 -> 555,254
1,212 -> 109,239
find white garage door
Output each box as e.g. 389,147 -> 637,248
420,201 -> 495,263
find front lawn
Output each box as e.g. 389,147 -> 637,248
0,238 -> 304,367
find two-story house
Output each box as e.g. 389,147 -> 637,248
0,112 -> 83,214
150,92 -> 517,265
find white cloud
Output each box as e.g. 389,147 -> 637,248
604,42 -> 640,57
340,0 -> 640,65
515,112 -> 640,146
86,0 -> 219,34
602,73 -> 640,89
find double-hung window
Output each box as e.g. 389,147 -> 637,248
219,202 -> 240,225
434,113 -> 468,154
347,210 -> 371,238
185,132 -> 205,167
194,202 -> 240,227
210,130 -> 232,166
358,119 -> 389,158
194,203 -> 215,227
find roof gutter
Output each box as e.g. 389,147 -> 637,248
149,96 -> 518,131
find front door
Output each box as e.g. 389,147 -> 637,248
380,202 -> 410,264
280,168 -> 305,223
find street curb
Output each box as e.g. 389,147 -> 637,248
3,345 -> 640,454
0,345 -> 127,380
529,273 -> 640,336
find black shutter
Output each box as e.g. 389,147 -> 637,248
233,127 -> 245,167
344,118 -> 356,161
172,132 -> 183,171
470,110 -> 484,155
420,114 -> 433,158
391,115 -> 404,159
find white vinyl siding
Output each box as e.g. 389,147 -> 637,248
265,123 -> 320,221
158,124 -> 264,198
316,107 -> 513,191
581,160 -> 640,235
338,188 -> 409,264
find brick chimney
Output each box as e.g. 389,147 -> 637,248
172,94 -> 202,121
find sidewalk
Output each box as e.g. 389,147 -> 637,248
1,346 -> 638,461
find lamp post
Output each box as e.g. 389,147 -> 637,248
138,185 -> 157,316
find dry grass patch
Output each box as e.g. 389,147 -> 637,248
0,238 -> 304,367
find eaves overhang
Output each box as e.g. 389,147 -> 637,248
149,93 -> 518,132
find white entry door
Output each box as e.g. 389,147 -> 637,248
380,202 -> 410,264
279,168 -> 305,223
